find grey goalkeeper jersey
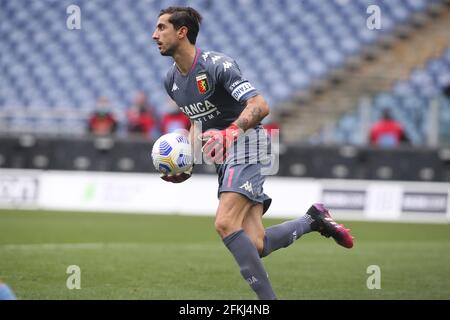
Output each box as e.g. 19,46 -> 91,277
164,49 -> 259,132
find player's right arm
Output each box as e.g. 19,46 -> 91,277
160,169 -> 192,183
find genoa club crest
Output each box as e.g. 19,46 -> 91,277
196,74 -> 209,94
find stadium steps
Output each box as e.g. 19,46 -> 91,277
280,2 -> 450,144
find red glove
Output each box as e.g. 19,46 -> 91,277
201,124 -> 242,164
160,167 -> 192,183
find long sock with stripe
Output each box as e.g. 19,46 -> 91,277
223,229 -> 276,300
261,215 -> 312,258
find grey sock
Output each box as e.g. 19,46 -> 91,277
261,215 -> 312,257
223,229 -> 277,300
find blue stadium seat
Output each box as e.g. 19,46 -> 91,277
0,0 -> 443,135
320,47 -> 450,145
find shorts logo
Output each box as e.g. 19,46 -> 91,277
239,181 -> 254,195
196,74 -> 209,94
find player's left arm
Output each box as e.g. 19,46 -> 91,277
233,95 -> 270,132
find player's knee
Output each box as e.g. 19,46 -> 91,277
215,216 -> 239,238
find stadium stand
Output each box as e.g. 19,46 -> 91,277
1,0 -> 448,138
314,47 -> 450,145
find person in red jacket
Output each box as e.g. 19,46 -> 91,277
88,97 -> 118,136
160,99 -> 191,134
262,111 -> 281,141
127,92 -> 158,139
369,109 -> 409,147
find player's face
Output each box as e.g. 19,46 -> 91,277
152,14 -> 179,56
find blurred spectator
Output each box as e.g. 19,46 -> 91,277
369,109 -> 409,147
88,97 -> 118,136
160,99 -> 191,134
127,92 -> 158,139
262,111 -> 281,139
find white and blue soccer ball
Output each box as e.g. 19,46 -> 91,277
151,132 -> 193,175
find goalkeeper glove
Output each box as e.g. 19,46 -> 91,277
160,166 -> 192,183
201,124 -> 242,164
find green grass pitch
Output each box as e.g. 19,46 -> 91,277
0,209 -> 449,299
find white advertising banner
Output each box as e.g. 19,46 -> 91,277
263,177 -> 321,218
0,170 -> 40,209
0,169 -> 448,222
38,172 -> 322,218
365,184 -> 403,220
39,171 -> 218,215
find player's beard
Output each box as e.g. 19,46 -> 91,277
160,42 -> 178,57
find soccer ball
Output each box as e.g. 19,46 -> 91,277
151,132 -> 193,175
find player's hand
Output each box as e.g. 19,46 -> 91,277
201,124 -> 242,164
160,168 -> 192,183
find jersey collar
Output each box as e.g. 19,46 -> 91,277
190,47 -> 200,72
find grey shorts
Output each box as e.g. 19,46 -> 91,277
216,162 -> 272,214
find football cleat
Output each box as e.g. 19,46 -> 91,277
306,203 -> 354,249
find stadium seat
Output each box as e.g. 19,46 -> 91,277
0,0 -> 443,135
317,46 -> 450,145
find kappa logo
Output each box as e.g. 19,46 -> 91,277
202,51 -> 211,61
171,83 -> 179,92
246,276 -> 258,285
292,230 -> 297,243
239,181 -> 254,195
223,61 -> 233,72
211,55 -> 222,64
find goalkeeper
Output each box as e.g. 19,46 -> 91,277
152,6 -> 354,300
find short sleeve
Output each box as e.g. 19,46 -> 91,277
215,56 -> 258,103
164,72 -> 174,100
